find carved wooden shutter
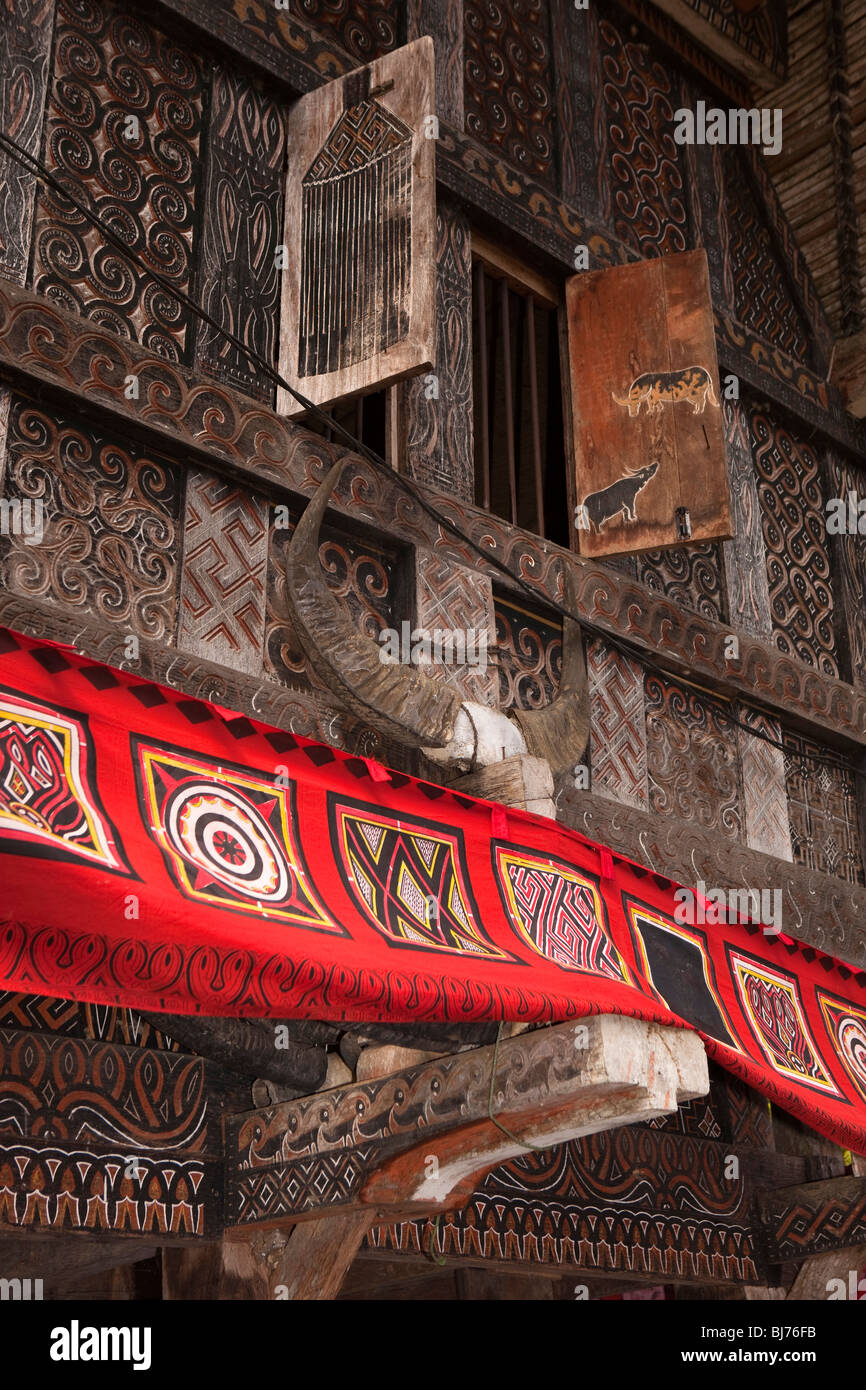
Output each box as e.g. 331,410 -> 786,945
277,37 -> 436,417
566,249 -> 731,558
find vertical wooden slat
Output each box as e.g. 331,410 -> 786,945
526,294 -> 545,538
475,262 -> 491,510
501,280 -> 518,525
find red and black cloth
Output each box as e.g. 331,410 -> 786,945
1,626 -> 865,1150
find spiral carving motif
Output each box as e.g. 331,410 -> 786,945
596,15 -> 688,257
0,397 -> 181,641
463,0 -> 556,181
645,670 -> 742,840
32,0 -> 204,362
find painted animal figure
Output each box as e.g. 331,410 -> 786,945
579,461 -> 659,532
612,365 -> 719,416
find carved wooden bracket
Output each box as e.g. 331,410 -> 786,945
224,1015 -> 708,1227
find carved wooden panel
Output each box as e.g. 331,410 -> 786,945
194,68 -> 287,403
567,250 -> 730,558
635,543 -> 726,623
407,0 -> 463,126
290,0 -> 401,62
0,396 -> 181,642
0,279 -> 863,756
737,706 -> 793,862
32,0 -> 205,361
645,670 -> 742,840
594,8 -> 689,258
827,450 -> 866,687
494,590 -> 562,712
416,550 -> 496,707
783,731 -> 864,886
749,401 -> 840,679
0,0 -> 54,285
723,150 -> 810,365
0,1029 -> 215,1152
179,470 -> 269,676
0,990 -> 181,1052
463,0 -> 556,183
587,638 -> 648,810
402,200 -> 474,502
369,1127 -> 760,1283
721,395 -> 774,641
277,38 -> 436,416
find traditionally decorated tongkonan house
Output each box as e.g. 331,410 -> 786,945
0,0 -> 865,1308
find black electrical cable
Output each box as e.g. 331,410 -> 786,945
0,127 -> 861,783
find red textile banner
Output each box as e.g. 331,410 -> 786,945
1,627 -> 866,1150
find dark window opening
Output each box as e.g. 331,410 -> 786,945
303,389 -> 388,460
472,258 -> 568,546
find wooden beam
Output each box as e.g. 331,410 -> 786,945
786,1244 -> 866,1300
760,1177 -> 866,1262
224,1016 -> 708,1228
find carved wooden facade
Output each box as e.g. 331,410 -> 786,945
0,0 -> 864,1304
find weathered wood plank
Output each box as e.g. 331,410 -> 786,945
277,39 -> 436,417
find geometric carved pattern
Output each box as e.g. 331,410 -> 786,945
761,1178 -> 866,1263
724,149 -> 810,364
0,1028 -> 210,1151
368,1127 -> 760,1283
587,638 -> 648,809
595,11 -> 689,257
416,549 -> 496,706
404,201 -> 474,502
645,670 -> 742,839
721,395 -> 774,640
0,1143 -> 213,1237
783,730 -> 864,885
195,68 -> 286,402
750,401 -> 839,677
0,397 -> 182,643
179,470 -> 269,676
234,1145 -> 380,1224
495,590 -> 562,712
828,451 -> 866,686
33,0 -> 205,361
463,0 -> 556,182
737,706 -> 793,862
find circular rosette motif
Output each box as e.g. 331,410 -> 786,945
164,783 -> 289,902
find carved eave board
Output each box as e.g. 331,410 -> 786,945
277,37 -> 436,417
566,249 -> 731,559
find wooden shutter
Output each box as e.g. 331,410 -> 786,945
565,249 -> 731,558
277,37 -> 436,417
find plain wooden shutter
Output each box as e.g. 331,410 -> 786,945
277,37 -> 436,418
565,249 -> 732,558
